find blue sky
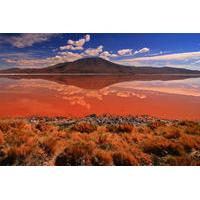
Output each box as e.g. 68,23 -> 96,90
1,33 -> 200,70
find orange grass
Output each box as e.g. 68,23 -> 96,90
0,118 -> 200,166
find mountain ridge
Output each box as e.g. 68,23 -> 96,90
1,57 -> 200,74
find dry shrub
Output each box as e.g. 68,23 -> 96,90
9,144 -> 33,157
130,146 -> 152,165
92,149 -> 113,166
112,151 -> 139,166
184,126 -> 200,136
179,120 -> 197,127
178,135 -> 200,153
71,122 -> 97,133
39,137 -> 59,156
0,138 -> 36,165
121,133 -> 142,144
156,126 -> 181,139
0,130 -> 4,144
178,121 -> 200,135
1,117 -> 200,166
0,119 -> 38,165
164,156 -> 200,166
54,131 -> 151,166
97,133 -> 117,151
35,122 -> 58,134
55,141 -> 96,166
190,150 -> 200,161
107,123 -> 134,133
147,120 -> 165,130
0,119 -> 29,133
0,121 -> 10,132
136,126 -> 152,134
0,152 -> 17,166
142,137 -> 184,157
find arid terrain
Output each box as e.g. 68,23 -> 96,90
0,114 -> 200,166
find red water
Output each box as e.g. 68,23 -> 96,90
0,76 -> 200,120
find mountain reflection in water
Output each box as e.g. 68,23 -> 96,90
0,75 -> 200,120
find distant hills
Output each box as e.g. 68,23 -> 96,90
1,57 -> 200,75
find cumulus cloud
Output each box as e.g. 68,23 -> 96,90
5,34 -> 57,48
84,45 -> 104,56
100,51 -> 118,57
60,34 -> 90,51
117,47 -> 150,56
99,51 -> 118,60
117,49 -> 133,56
56,51 -> 83,60
4,51 -> 83,68
3,47 -> 119,68
67,39 -> 85,47
60,45 -> 83,51
134,47 -> 150,54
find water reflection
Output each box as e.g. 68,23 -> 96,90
0,75 -> 200,119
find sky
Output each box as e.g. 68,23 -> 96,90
1,33 -> 200,70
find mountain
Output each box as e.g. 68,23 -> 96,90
1,57 -> 200,74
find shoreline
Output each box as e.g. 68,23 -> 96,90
1,114 -> 200,126
1,73 -> 200,76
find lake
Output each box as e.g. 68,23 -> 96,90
0,75 -> 200,120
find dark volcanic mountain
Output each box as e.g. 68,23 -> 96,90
1,57 -> 200,74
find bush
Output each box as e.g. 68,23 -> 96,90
107,124 -> 134,133
147,120 -> 165,130
112,152 -> 139,166
142,137 -> 184,157
178,135 -> 200,153
71,122 -> 97,133
0,119 -> 28,133
162,127 -> 181,139
164,156 -> 200,166
92,149 -> 113,165
39,137 -> 58,156
0,130 -> 4,144
0,152 -> 17,166
55,141 -> 96,166
178,121 -> 200,135
0,117 -> 200,166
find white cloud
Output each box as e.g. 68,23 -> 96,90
118,51 -> 200,70
100,51 -> 118,57
117,47 -> 150,57
134,47 -> 150,54
117,49 -> 133,56
56,51 -> 83,60
99,51 -> 118,60
4,51 -> 83,68
60,45 -> 83,51
84,34 -> 90,42
68,38 -> 86,47
84,45 -> 103,56
5,34 -> 57,48
193,60 -> 200,64
60,34 -> 90,51
131,51 -> 200,61
4,47 -> 118,68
